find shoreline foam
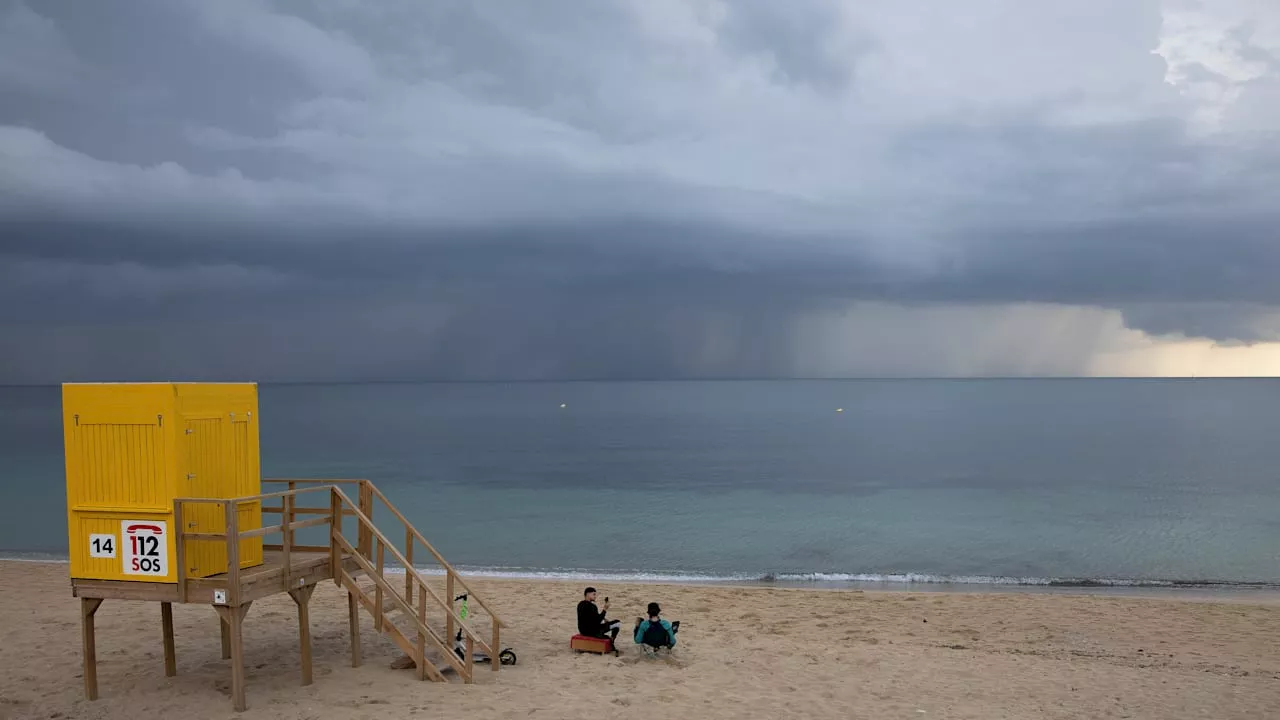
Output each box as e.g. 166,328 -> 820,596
5,550 -> 1278,597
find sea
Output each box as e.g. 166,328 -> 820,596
3,380 -> 1279,598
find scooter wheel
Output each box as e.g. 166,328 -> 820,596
499,649 -> 517,666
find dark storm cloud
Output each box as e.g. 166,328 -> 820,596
1118,302 -> 1280,345
2,0 -> 1280,382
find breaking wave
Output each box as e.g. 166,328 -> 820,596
386,565 -> 1280,590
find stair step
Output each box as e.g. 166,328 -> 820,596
377,615 -> 452,646
369,615 -> 457,681
345,582 -> 472,681
390,653 -> 459,676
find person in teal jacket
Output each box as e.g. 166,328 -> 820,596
635,602 -> 678,650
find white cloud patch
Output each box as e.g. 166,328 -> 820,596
1157,0 -> 1280,134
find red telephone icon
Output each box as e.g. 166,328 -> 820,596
125,524 -> 164,535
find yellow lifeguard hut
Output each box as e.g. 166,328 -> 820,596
64,382 -> 264,583
63,382 -> 507,712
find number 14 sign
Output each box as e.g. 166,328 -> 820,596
121,520 -> 168,576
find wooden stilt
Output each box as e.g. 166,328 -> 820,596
220,614 -> 232,660
161,602 -> 177,677
215,602 -> 252,712
81,598 -> 104,701
348,589 -> 362,667
289,585 -> 316,686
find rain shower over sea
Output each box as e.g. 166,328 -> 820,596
3,379 -> 1279,594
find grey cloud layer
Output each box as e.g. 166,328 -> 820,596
1,0 -> 1279,381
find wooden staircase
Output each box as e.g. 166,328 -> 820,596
265,479 -> 506,685
76,478 -> 505,714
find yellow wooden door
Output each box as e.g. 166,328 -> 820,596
183,417 -> 228,577
229,413 -> 262,566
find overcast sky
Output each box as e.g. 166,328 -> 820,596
2,0 -> 1279,382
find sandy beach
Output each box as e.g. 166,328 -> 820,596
1,561 -> 1277,720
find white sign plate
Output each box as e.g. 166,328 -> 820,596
88,533 -> 116,558
121,520 -> 168,576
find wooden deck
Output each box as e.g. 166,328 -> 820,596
72,550 -> 361,604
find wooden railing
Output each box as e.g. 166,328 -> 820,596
364,481 -> 506,656
263,478 -> 504,680
173,479 -> 502,684
258,479 -> 370,556
334,487 -> 483,681
175,484 -> 339,604
264,476 -> 504,671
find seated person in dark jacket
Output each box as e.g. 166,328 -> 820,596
634,602 -> 678,651
577,586 -> 621,641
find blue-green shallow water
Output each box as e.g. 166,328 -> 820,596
2,380 -> 1279,590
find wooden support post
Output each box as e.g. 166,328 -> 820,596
232,603 -> 250,711
174,500 -> 188,603
375,538 -> 385,632
225,501 -> 241,606
405,526 -> 414,605
330,489 -> 342,586
446,572 -> 455,649
491,620 -> 500,673
161,602 -> 177,677
289,585 -> 316,686
357,481 -> 373,560
282,492 -> 293,591
416,589 -> 427,681
220,615 -> 232,660
287,480 -> 297,549
81,598 -> 103,701
214,602 -> 252,712
464,634 -> 475,684
348,589 -> 362,667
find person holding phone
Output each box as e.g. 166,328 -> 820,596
577,587 -> 621,641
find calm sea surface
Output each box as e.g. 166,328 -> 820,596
3,380 -> 1279,590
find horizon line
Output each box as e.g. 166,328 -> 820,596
3,375 -> 1277,388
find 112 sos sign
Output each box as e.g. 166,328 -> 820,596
121,520 -> 168,576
